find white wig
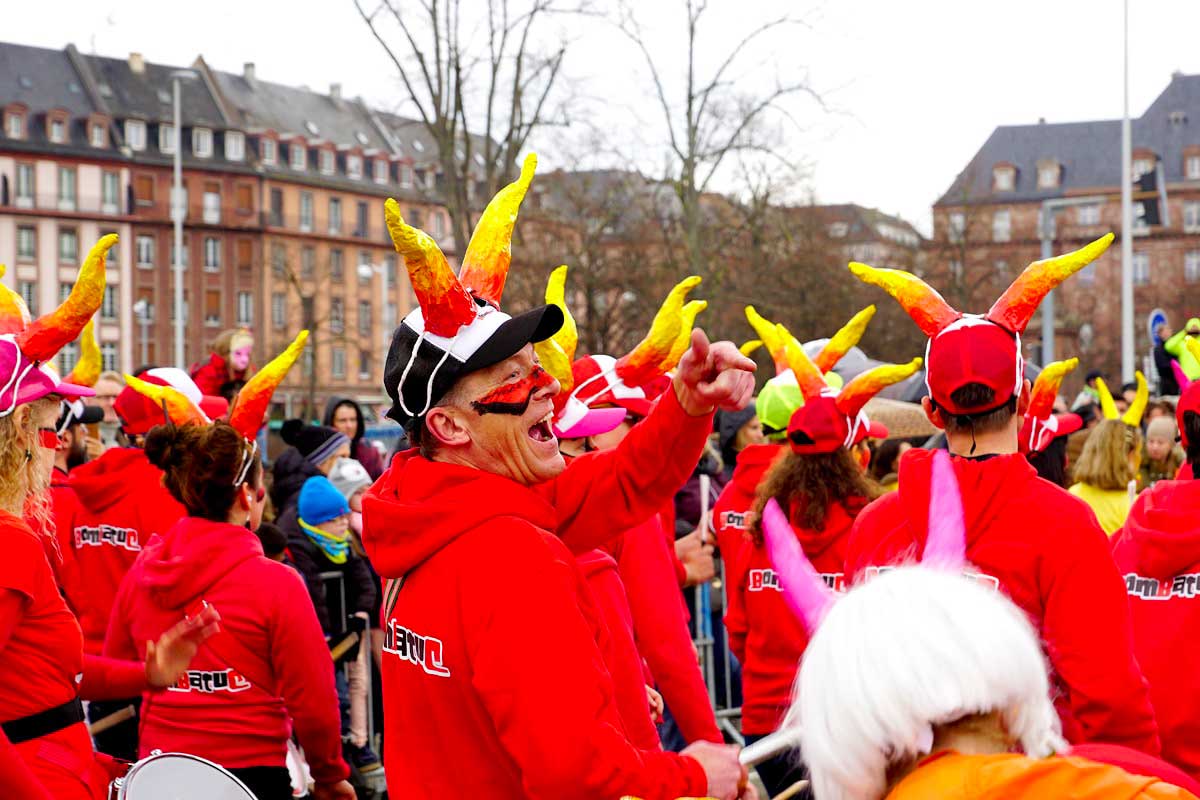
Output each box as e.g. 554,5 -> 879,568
782,566 -> 1065,800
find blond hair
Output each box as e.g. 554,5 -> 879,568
1073,419 -> 1141,491
0,398 -> 59,538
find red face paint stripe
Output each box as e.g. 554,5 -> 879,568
474,366 -> 553,407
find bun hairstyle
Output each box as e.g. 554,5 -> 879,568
144,421 -> 262,521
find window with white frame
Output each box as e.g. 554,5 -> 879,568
992,209 -> 1011,243
203,190 -> 221,224
320,149 -> 335,175
59,342 -> 78,376
347,154 -> 363,179
993,166 -> 1014,192
374,158 -> 388,184
193,127 -> 213,158
102,286 -> 117,319
236,291 -> 253,325
50,118 -> 65,143
6,112 -> 23,139
1077,203 -> 1101,226
136,235 -> 155,267
948,212 -> 966,243
330,249 -> 344,280
331,347 -> 346,379
1133,251 -> 1150,285
17,227 -> 35,261
1187,155 -> 1200,180
272,292 -> 286,329
299,192 -> 313,232
1187,251 -> 1200,284
261,137 -> 277,164
58,167 -> 77,211
225,131 -> 245,161
358,349 -> 371,380
329,198 -> 342,234
399,164 -> 413,187
203,237 -> 221,271
125,119 -> 147,151
330,297 -> 344,333
1037,163 -> 1060,189
15,163 -> 33,206
90,123 -> 106,148
102,171 -> 120,213
101,343 -> 117,373
290,141 -> 306,171
358,300 -> 372,335
159,123 -> 176,154
59,229 -> 78,262
301,246 -> 315,279
18,281 -> 36,315
1185,202 -> 1200,232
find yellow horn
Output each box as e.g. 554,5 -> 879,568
815,305 -> 875,374
1094,377 -> 1119,421
534,265 -> 577,393
662,300 -> 707,372
745,306 -> 787,373
458,153 -> 537,306
740,340 -> 763,357
64,319 -> 101,388
1122,371 -> 1149,427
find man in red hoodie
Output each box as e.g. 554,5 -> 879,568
365,174 -> 755,800
1111,378 -> 1200,779
68,369 -> 204,759
843,235 -> 1160,754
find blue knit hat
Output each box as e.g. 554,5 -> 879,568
298,475 -> 351,525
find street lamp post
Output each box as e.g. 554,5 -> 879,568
170,69 -> 197,368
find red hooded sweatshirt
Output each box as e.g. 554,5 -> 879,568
713,444 -> 784,578
105,517 -> 349,785
361,388 -> 713,799
575,548 -> 661,750
845,449 -> 1160,754
606,514 -> 722,744
726,499 -> 859,734
69,448 -> 186,654
1112,478 -> 1200,780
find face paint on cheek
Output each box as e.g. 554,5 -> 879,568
471,367 -> 554,416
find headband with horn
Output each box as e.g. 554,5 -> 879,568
19,234 -> 115,363
0,265 -> 32,335
1017,358 -> 1079,455
64,319 -> 102,388
745,306 -> 789,374
613,276 -> 703,388
1095,371 -> 1148,427
761,448 -> 966,633
458,154 -> 537,307
228,330 -> 308,484
534,265 -> 578,401
122,373 -> 211,428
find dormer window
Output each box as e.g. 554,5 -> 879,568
260,136 -> 277,165
373,158 -> 388,184
828,222 -> 848,238
49,118 -> 66,144
225,131 -> 245,161
159,123 -> 177,155
347,154 -> 363,180
193,127 -> 213,158
1036,160 -> 1060,189
125,119 -> 146,151
320,148 -> 335,175
992,165 -> 1015,192
399,164 -> 413,188
290,140 -> 306,171
90,122 -> 106,148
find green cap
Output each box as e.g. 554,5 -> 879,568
757,369 -> 844,440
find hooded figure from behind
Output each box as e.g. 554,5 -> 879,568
323,396 -> 385,479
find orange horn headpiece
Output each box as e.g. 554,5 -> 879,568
663,300 -> 707,373
835,358 -> 923,421
385,199 -> 475,337
814,305 -> 876,374
458,154 -> 537,307
18,234 -> 114,362
1027,358 -> 1078,423
534,265 -> 578,398
65,319 -> 101,388
123,373 -> 210,427
0,265 -> 32,336
781,327 -> 827,401
229,331 -> 308,441
615,276 -> 702,388
847,262 -> 957,338
745,306 -> 788,374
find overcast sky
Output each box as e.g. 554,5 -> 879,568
9,0 -> 1200,236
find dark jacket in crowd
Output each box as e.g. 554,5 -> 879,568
279,503 -> 377,637
270,447 -> 323,515
1155,342 -> 1181,396
323,396 -> 385,480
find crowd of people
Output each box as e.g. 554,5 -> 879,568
6,154 -> 1200,800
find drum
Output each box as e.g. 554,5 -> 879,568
109,752 -> 257,799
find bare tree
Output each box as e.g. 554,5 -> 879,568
355,0 -> 583,252
616,0 -> 820,288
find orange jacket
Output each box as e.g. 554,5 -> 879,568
887,751 -> 1197,800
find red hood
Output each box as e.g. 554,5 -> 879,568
70,448 -> 165,513
896,449 -> 1038,552
730,444 -> 783,495
1116,479 -> 1200,578
362,450 -> 556,579
138,516 -> 264,611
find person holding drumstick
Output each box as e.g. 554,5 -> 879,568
105,332 -> 354,800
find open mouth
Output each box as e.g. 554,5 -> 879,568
528,411 -> 555,443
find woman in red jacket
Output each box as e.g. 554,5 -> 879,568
0,234 -> 217,800
106,334 -> 353,800
725,344 -> 917,797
